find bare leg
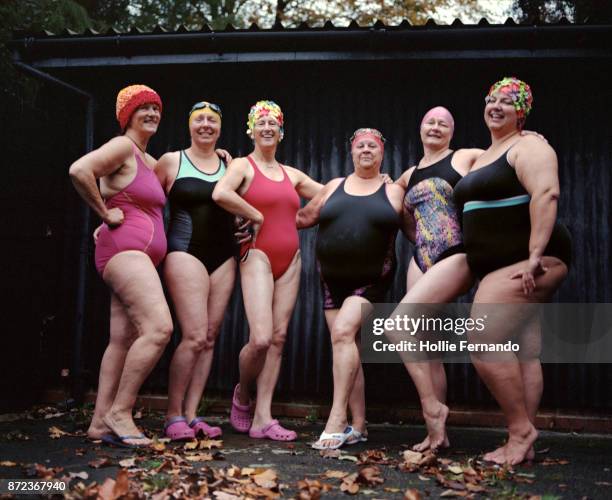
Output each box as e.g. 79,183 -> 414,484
396,254 -> 473,451
184,258 -> 236,422
87,294 -> 137,439
101,252 -> 173,445
318,296 -> 370,448
470,257 -> 567,465
252,251 -> 301,429
164,252 -> 210,421
348,364 -> 367,435
237,250 -> 275,405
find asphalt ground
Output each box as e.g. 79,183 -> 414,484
1,407 -> 611,499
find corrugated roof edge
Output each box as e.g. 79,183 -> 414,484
12,16 -> 583,39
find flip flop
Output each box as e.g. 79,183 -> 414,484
164,416 -> 196,441
189,417 -> 222,439
230,384 -> 252,433
249,419 -> 297,441
100,433 -> 150,449
345,427 -> 368,445
311,426 -> 353,450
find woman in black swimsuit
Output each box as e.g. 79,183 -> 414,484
454,77 -> 571,465
298,128 -> 404,450
156,101 -> 236,441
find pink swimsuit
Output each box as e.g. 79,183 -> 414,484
94,146 -> 167,275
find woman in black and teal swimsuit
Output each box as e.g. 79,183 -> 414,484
156,101 -> 236,441
454,77 -> 570,465
394,106 -> 545,453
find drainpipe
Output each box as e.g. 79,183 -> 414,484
13,60 -> 93,406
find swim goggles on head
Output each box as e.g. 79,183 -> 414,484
189,101 -> 222,118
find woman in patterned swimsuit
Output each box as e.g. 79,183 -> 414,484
393,107 -> 480,452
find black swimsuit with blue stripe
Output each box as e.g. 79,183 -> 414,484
453,150 -> 571,279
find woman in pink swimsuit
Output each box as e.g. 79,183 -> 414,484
69,85 -> 172,447
213,100 -> 322,441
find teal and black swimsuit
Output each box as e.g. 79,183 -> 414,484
167,151 -> 237,273
453,149 -> 571,279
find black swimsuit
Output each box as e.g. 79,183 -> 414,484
404,152 -> 464,272
167,151 -> 237,273
316,179 -> 400,309
453,150 -> 571,279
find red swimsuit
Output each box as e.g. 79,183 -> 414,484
241,156 -> 300,280
94,146 -> 167,275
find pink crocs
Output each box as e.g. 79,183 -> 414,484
249,419 -> 297,441
230,384 -> 252,433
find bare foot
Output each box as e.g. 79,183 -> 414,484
526,446 -> 535,461
103,411 -> 151,446
86,418 -> 112,440
483,443 -> 507,463
421,402 -> 450,451
315,416 -> 350,449
413,433 -> 450,452
503,425 -> 538,465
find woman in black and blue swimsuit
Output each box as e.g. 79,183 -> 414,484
156,101 -> 237,441
454,77 -> 571,465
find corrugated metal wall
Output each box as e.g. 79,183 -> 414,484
10,56 -> 611,411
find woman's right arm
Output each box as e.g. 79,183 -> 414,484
69,136 -> 132,226
212,158 -> 264,240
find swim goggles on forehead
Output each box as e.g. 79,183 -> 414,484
189,101 -> 222,118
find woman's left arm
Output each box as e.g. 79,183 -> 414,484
511,136 -> 560,293
288,167 -> 324,200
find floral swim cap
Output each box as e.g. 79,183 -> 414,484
487,77 -> 533,129
247,100 -> 284,140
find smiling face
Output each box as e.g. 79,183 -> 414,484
189,109 -> 221,147
351,136 -> 383,170
420,115 -> 452,150
126,103 -> 161,136
252,115 -> 282,147
484,91 -> 519,132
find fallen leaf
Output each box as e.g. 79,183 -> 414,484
253,468 -> 278,489
402,450 -> 423,465
324,470 -> 348,479
319,449 -> 341,459
448,464 -> 463,475
68,471 -> 89,480
113,469 -> 129,498
213,492 -> 242,500
74,448 -> 86,456
595,481 -> 612,486
119,458 -> 136,468
338,454 -> 358,462
151,441 -> 166,452
98,478 -> 116,500
359,466 -> 384,486
49,426 -> 67,439
184,453 -> 214,462
404,489 -> 422,500
134,410 -> 143,419
418,475 -> 430,481
536,447 -> 550,454
199,439 -> 223,449
340,472 -> 359,495
439,489 -> 468,497
0,461 -> 17,467
184,441 -> 199,450
88,457 -> 111,469
384,487 -> 400,493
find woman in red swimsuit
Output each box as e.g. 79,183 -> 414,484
69,85 -> 172,447
213,100 -> 321,440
